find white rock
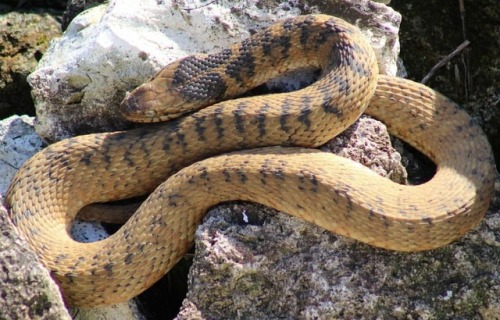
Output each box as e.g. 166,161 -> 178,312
28,0 -> 302,141
28,0 -> 400,141
0,115 -> 43,198
73,301 -> 145,320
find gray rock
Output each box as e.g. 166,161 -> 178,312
0,116 -> 43,194
178,168 -> 500,319
321,115 -> 407,184
0,206 -> 71,320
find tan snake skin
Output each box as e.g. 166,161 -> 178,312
5,14 -> 495,307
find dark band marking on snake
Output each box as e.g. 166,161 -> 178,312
5,14 -> 495,307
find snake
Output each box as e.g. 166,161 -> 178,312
4,14 -> 496,307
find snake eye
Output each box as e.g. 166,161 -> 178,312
144,109 -> 157,118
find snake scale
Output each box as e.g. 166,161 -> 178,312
5,15 -> 496,307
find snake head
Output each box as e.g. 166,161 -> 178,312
120,76 -> 191,123
121,52 -> 233,123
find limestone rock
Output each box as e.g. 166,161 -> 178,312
27,0 -> 401,142
0,204 -> 70,319
0,116 -> 43,194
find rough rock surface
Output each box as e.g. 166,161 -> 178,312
0,205 -> 71,320
321,116 -> 407,184
0,116 -> 43,194
27,0 -> 400,142
0,10 -> 61,119
178,182 -> 500,319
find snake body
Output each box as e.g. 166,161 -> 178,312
5,15 -> 495,307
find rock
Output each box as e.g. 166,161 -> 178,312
61,0 -> 106,31
0,10 -> 61,120
0,116 -> 43,194
0,207 -> 71,320
72,302 -> 146,320
27,0 -> 401,142
178,174 -> 500,319
321,115 -> 407,184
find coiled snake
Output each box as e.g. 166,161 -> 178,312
5,14 -> 495,307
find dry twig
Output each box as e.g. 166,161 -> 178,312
421,40 -> 470,85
